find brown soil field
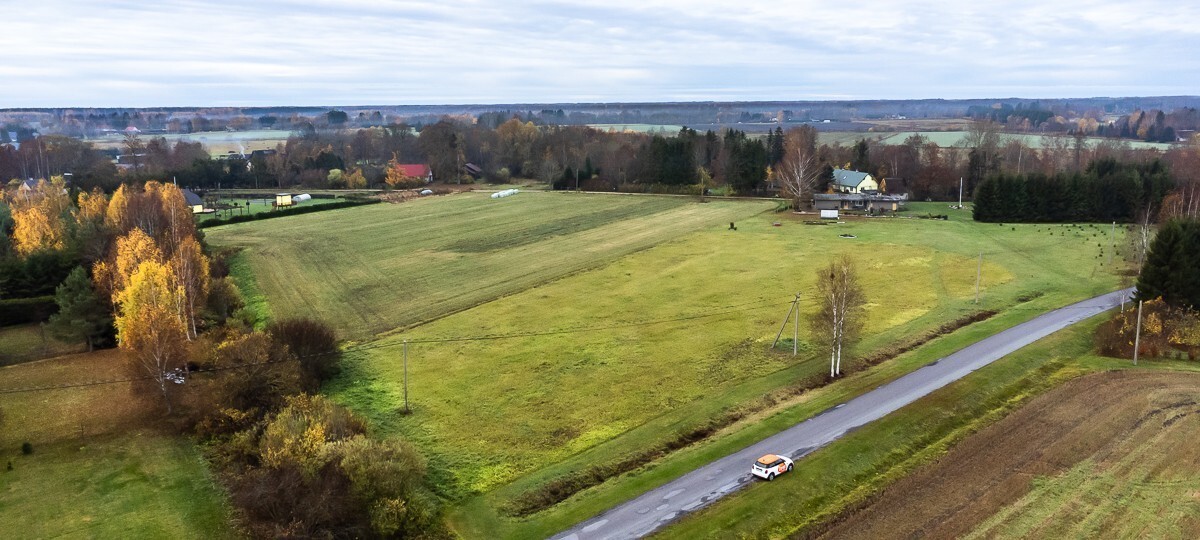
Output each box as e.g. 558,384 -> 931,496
817,370 -> 1200,540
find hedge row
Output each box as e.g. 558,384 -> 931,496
0,296 -> 57,327
198,199 -> 382,228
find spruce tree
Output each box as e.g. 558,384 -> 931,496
47,266 -> 112,351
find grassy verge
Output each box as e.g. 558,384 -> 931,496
226,250 -> 270,328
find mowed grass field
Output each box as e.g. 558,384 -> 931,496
0,351 -> 237,537
205,192 -> 776,339
207,192 -> 1127,537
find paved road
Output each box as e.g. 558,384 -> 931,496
552,288 -> 1134,540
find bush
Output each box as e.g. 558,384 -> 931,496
0,296 -> 57,326
224,394 -> 441,538
268,318 -> 340,391
21,442 -> 32,455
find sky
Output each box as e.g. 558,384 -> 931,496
2,0 -> 1198,107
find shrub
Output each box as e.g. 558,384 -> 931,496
21,442 -> 32,455
268,318 -> 340,391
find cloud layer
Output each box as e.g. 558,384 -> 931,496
3,0 -> 1197,107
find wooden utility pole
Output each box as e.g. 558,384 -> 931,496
974,252 -> 983,304
793,298 -> 799,356
403,339 -> 410,413
772,292 -> 802,353
1133,300 -> 1143,366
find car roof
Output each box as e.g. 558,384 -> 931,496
756,454 -> 779,465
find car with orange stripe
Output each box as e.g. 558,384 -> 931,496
751,453 -> 793,481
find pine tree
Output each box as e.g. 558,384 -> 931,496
47,267 -> 112,351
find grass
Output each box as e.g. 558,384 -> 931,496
207,190 -> 1128,538
88,129 -> 290,156
314,200 -> 1121,537
205,192 -> 775,339
0,324 -> 84,367
0,433 -> 238,538
0,349 -> 238,537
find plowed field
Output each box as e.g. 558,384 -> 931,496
820,371 -> 1200,539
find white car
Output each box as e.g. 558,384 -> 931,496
751,453 -> 793,481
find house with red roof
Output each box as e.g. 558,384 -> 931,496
395,164 -> 433,183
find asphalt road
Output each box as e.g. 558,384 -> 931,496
552,288 -> 1134,540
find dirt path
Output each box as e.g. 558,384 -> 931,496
817,370 -> 1200,540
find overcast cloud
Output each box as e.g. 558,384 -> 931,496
2,0 -> 1196,107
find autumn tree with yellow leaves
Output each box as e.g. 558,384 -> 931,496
6,176 -> 71,256
114,260 -> 188,413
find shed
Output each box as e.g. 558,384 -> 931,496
181,188 -> 205,213
275,193 -> 293,207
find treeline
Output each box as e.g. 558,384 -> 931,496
972,159 -> 1174,223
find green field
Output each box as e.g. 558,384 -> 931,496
205,192 -> 775,338
0,433 -> 238,538
0,350 -> 237,537
88,129 -> 289,156
206,192 -> 1129,538
587,124 -> 685,134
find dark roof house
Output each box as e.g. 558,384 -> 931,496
831,169 -> 879,194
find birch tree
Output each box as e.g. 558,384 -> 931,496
777,126 -> 820,210
811,256 -> 867,377
114,260 -> 188,413
778,148 -> 819,211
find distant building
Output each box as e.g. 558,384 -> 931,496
831,169 -> 879,194
275,193 -> 294,207
880,177 -> 909,200
813,193 -> 904,214
464,163 -> 483,179
181,189 -> 206,214
395,164 -> 434,183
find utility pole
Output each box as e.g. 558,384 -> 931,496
403,339 -> 410,413
974,252 -> 983,304
1133,300 -> 1143,366
958,177 -> 964,209
772,292 -> 802,353
793,296 -> 800,356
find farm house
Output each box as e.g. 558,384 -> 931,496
831,168 -> 879,194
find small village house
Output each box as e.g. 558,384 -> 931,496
395,164 -> 434,183
831,168 -> 879,194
